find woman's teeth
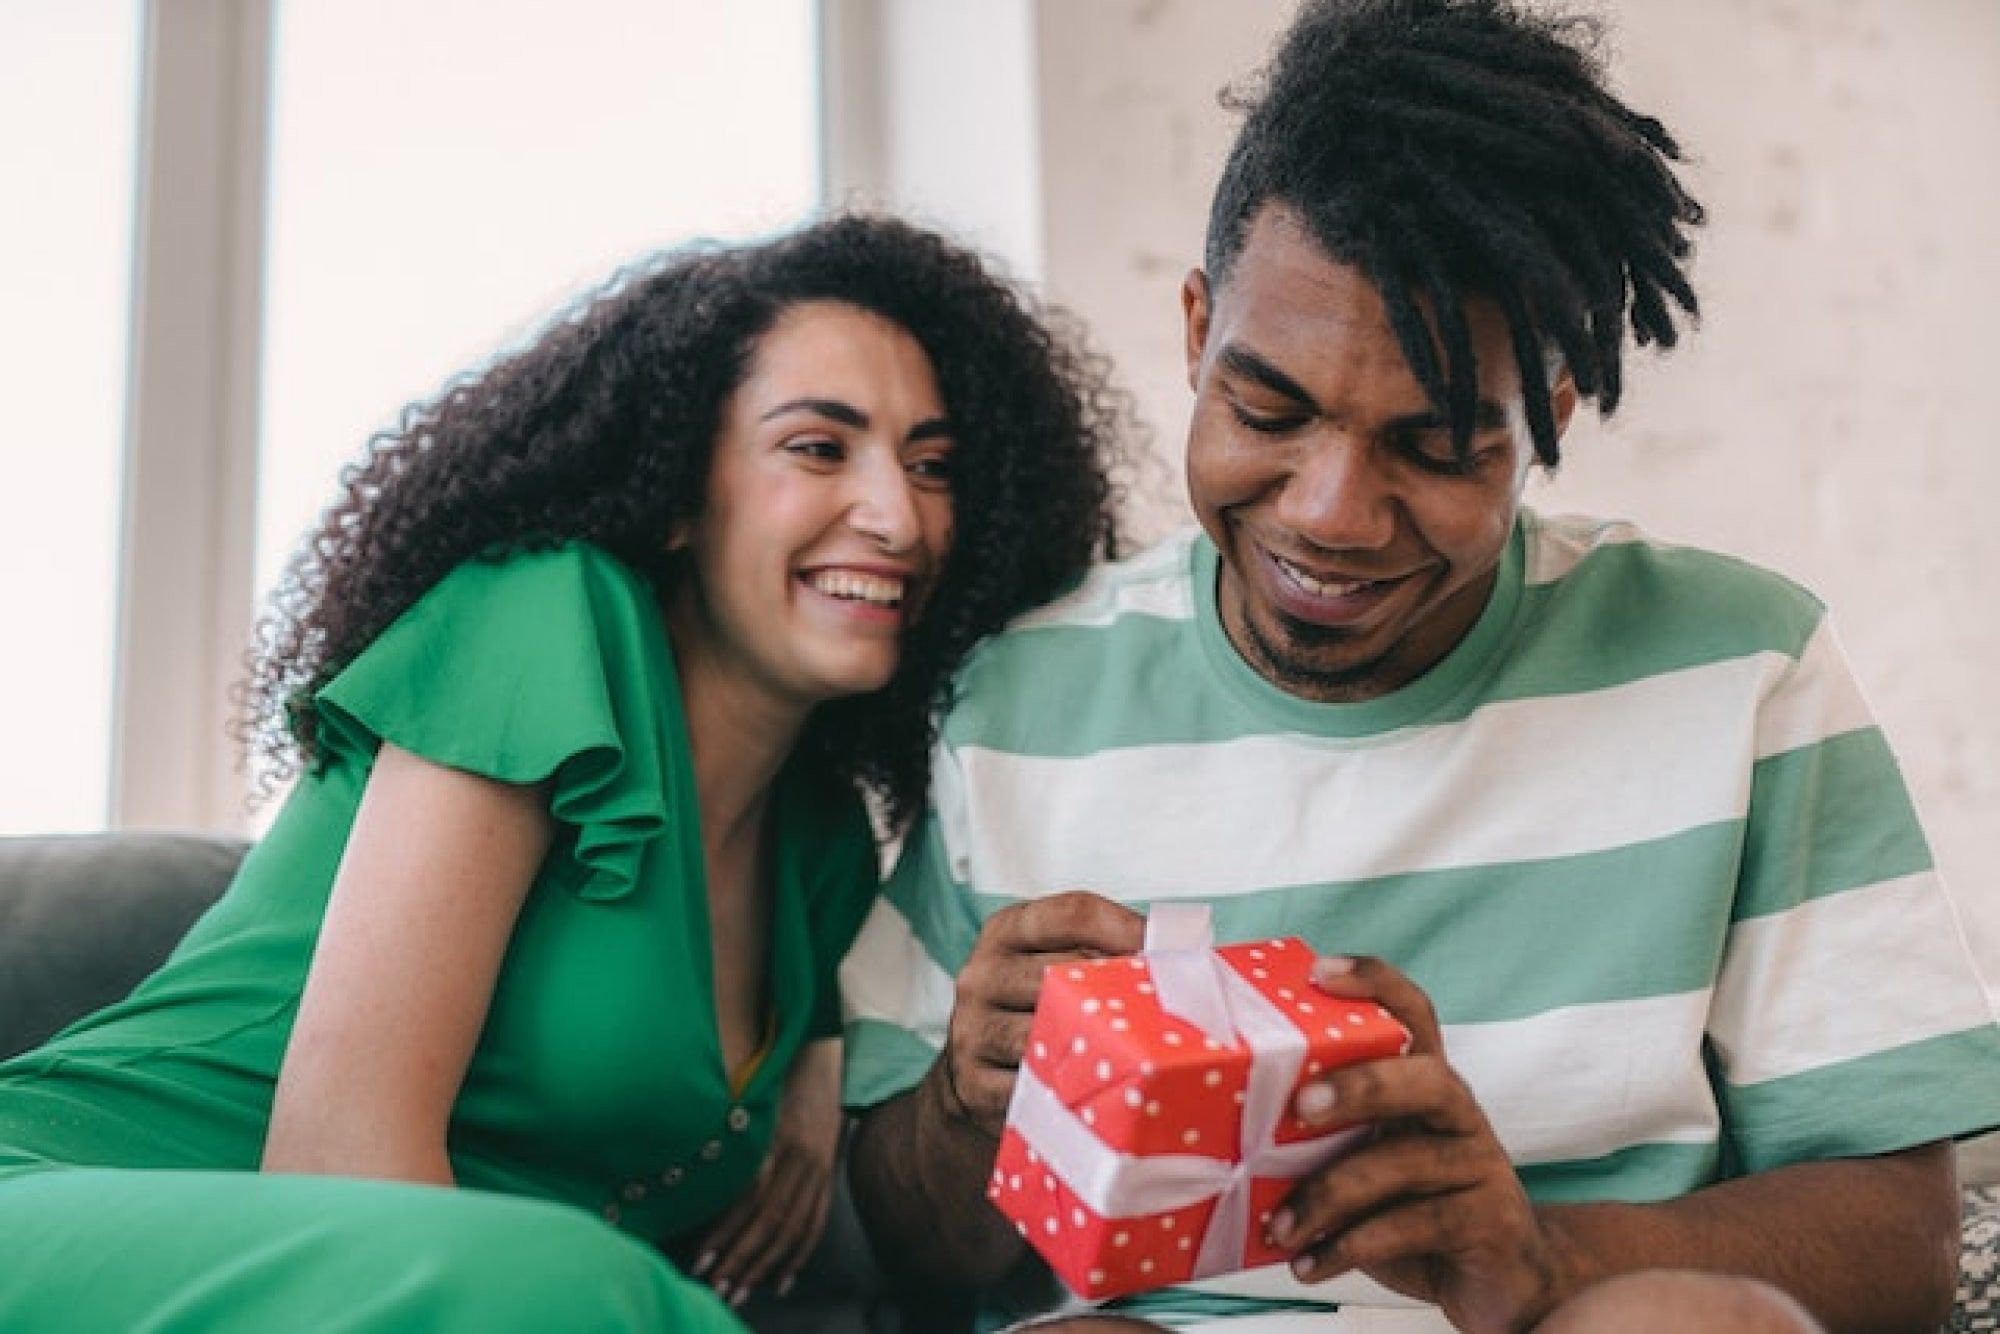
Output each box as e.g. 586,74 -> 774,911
807,570 -> 905,607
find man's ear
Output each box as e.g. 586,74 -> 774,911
1181,269 -> 1212,391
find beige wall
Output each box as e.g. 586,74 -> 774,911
1027,0 -> 2000,982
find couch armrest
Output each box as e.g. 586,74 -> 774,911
0,831 -> 246,1060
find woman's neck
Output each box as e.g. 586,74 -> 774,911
665,610 -> 810,859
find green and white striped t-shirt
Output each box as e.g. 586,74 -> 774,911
842,509 -> 2000,1318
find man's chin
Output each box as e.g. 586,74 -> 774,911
1241,611 -> 1397,701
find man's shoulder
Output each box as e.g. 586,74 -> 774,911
954,530 -> 1201,676
1006,528 -> 1203,634
1524,510 -> 1828,658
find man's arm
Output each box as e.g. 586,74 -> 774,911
1527,1145 -> 1958,1333
848,892 -> 1148,1289
1275,955 -> 1961,1334
850,1056 -> 1028,1288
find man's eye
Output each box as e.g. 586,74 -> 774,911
1398,434 -> 1485,475
1228,403 -> 1307,436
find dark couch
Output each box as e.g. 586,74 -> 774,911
3,832 -> 1995,1332
0,831 -> 902,1334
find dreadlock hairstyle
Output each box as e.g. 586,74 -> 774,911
240,214 -> 1130,832
1206,0 -> 1704,464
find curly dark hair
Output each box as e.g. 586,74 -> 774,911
1207,0 -> 1705,464
241,213 -> 1130,831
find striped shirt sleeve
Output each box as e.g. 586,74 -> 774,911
1710,613 -> 2000,1171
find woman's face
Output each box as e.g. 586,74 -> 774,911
671,300 -> 956,715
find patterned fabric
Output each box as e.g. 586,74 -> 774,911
1952,1185 -> 2000,1334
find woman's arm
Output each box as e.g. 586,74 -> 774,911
262,740 -> 553,1183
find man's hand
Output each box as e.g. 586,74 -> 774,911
849,890 -> 1146,1291
1269,954 -> 1570,1334
940,891 -> 1148,1136
693,1037 -> 843,1309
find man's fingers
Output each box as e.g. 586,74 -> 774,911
1290,1190 -> 1488,1283
942,1049 -> 1021,1129
957,951 -> 1059,1014
1270,1128 -> 1491,1252
983,891 -> 1147,959
959,1009 -> 1033,1067
1298,1052 -> 1485,1139
1309,954 -> 1444,1056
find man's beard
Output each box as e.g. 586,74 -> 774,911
1236,605 -> 1396,703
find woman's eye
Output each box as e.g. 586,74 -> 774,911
908,453 -> 954,487
1228,402 -> 1307,436
784,437 -> 843,462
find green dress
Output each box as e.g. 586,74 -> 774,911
0,543 -> 880,1331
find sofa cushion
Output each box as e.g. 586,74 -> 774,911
0,831 -> 246,1060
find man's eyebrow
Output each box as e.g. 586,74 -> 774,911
1386,399 -> 1510,432
1218,344 -> 1316,407
759,397 -> 868,427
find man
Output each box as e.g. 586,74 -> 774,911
841,1 -> 2000,1329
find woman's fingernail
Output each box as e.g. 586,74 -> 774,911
1296,1082 -> 1336,1122
1311,956 -> 1356,986
1293,1253 -> 1317,1280
692,1251 -> 715,1278
1269,1208 -> 1294,1244
777,1274 -> 797,1299
729,1286 -> 750,1309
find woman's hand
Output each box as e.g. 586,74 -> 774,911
692,1035 -> 844,1309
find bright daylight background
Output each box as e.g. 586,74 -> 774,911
0,0 -> 819,835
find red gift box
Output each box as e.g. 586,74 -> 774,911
986,906 -> 1411,1301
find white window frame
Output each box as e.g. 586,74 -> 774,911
110,0 -> 271,832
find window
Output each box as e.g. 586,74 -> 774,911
0,2 -> 142,835
255,0 -> 821,595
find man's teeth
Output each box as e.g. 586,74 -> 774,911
807,570 -> 905,607
1279,558 -> 1376,598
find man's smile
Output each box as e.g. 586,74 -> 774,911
1252,541 -> 1423,631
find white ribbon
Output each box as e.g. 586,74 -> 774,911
1006,906 -> 1367,1280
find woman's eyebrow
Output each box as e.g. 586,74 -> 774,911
759,397 -> 868,426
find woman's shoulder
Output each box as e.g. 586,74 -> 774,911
423,539 -> 656,611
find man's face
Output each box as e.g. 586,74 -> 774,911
1182,205 -> 1574,702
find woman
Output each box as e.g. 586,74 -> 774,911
0,214 -> 1126,1329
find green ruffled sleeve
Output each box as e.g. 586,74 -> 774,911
313,543 -> 680,903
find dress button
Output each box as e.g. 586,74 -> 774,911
622,1182 -> 647,1202
660,1166 -> 685,1187
602,1202 -> 622,1223
699,1139 -> 723,1162
726,1106 -> 751,1133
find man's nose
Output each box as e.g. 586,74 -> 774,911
848,452 -> 922,552
1276,435 -> 1397,551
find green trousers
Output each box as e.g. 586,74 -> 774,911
0,1162 -> 743,1332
